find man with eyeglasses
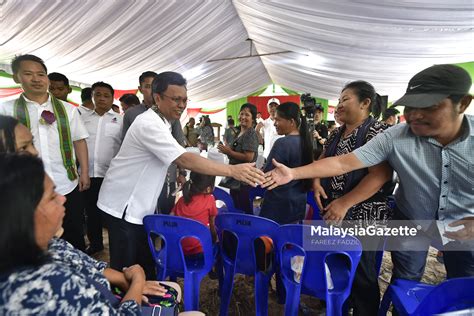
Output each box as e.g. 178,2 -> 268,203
121,71 -> 188,217
98,71 -> 265,279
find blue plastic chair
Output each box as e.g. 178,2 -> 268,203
276,224 -> 362,316
248,186 -> 266,215
143,215 -> 215,311
215,213 -> 279,316
379,277 -> 474,316
213,187 -> 241,213
306,191 -> 322,220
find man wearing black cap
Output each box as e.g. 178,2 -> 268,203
264,64 -> 473,314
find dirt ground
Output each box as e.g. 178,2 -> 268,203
94,231 -> 446,315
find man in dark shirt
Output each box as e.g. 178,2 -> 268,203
122,71 -> 158,139
312,104 -> 328,159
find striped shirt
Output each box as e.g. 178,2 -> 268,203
354,115 -> 473,224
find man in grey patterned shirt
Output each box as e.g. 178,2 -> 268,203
265,64 -> 473,284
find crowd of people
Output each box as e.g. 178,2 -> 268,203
0,53 -> 472,315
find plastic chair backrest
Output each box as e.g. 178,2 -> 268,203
248,186 -> 266,215
405,277 -> 474,315
215,213 -> 279,275
213,187 -> 240,213
276,224 -> 362,301
306,191 -> 322,220
143,215 -> 214,279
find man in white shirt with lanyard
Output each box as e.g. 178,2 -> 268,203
81,81 -> 122,255
0,54 -> 90,251
98,71 -> 265,278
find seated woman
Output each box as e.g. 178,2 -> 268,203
0,154 -> 149,313
259,102 -> 313,224
0,153 -> 181,315
0,114 -> 37,155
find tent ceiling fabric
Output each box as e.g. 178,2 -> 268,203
1,1 -> 473,107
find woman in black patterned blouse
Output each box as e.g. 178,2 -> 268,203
313,81 -> 393,316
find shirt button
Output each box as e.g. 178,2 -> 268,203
444,181 -> 448,184
440,208 -> 444,211
444,165 -> 449,168
442,195 -> 446,198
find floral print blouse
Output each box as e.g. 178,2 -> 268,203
0,238 -> 140,315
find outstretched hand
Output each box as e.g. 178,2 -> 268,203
261,159 -> 294,190
230,163 -> 265,187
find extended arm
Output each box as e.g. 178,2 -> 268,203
263,152 -> 365,189
174,152 -> 264,186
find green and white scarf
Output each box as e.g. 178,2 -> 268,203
14,94 -> 78,180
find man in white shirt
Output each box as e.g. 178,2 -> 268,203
0,54 -> 90,251
256,97 -> 283,159
98,71 -> 265,278
81,81 -> 122,255
48,72 -> 72,102
78,87 -> 94,115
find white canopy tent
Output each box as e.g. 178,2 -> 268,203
1,0 -> 473,109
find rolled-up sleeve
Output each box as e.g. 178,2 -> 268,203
353,130 -> 393,167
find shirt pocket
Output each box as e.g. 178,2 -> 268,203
105,122 -> 121,137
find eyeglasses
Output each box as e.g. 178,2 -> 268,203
161,93 -> 189,105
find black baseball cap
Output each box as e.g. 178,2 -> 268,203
393,64 -> 472,108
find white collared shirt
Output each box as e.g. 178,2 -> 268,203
97,109 -> 186,225
78,105 -> 94,115
263,117 -> 283,159
81,109 -> 122,178
0,94 -> 89,195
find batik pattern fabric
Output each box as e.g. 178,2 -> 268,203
324,120 -> 392,226
0,238 -> 140,315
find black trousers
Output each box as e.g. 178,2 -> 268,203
102,211 -> 156,280
62,185 -> 86,251
349,235 -> 382,316
157,182 -> 176,215
84,177 -> 104,249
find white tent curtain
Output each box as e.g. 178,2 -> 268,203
1,0 -> 473,107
